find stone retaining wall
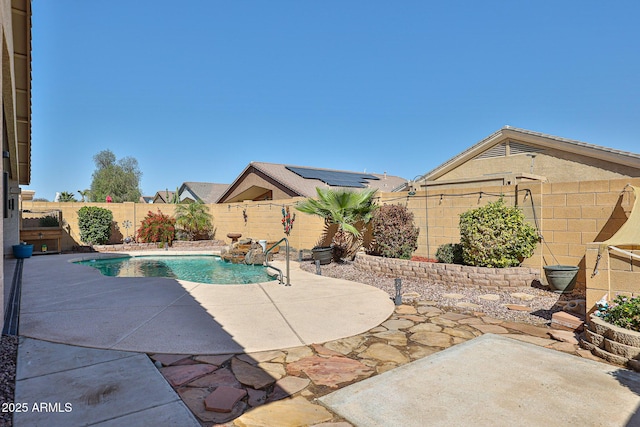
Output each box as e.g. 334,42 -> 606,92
353,253 -> 540,291
581,315 -> 640,371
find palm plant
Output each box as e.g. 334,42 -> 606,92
296,188 -> 378,261
174,201 -> 213,240
58,191 -> 77,202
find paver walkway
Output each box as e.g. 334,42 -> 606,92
153,302 -> 608,426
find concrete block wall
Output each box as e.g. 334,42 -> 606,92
353,253 -> 540,291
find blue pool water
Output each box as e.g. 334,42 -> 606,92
75,255 -> 273,284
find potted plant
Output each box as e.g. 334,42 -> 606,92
543,265 -> 579,293
311,245 -> 333,265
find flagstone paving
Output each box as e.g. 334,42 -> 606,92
152,301 -> 606,426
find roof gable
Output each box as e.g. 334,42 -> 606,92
422,126 -> 640,182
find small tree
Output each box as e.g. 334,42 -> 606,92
368,204 -> 419,259
90,149 -> 142,202
459,198 -> 538,268
296,188 -> 378,261
175,202 -> 213,240
137,210 -> 176,245
78,206 -> 113,245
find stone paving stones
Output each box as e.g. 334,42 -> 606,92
381,318 -> 415,330
358,343 -> 410,365
286,355 -> 373,388
322,336 -> 366,355
160,363 -> 217,387
504,304 -> 532,311
470,323 -> 510,334
186,366 -> 242,389
510,292 -> 537,301
234,396 -> 333,427
443,293 -> 465,299
284,345 -> 314,362
231,358 -> 277,389
479,294 -> 501,301
269,376 -> 311,401
456,301 -> 483,310
193,354 -> 233,366
156,301 -> 610,425
150,353 -> 192,366
410,331 -> 453,348
204,386 -> 247,412
372,330 -> 408,346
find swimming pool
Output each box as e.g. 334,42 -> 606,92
75,255 -> 274,284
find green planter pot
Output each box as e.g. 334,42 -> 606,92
312,246 -> 333,265
543,265 -> 579,294
13,244 -> 34,259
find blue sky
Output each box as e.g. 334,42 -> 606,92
28,1 -> 640,200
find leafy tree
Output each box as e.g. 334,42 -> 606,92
77,206 -> 113,245
296,188 -> 378,261
89,149 -> 142,202
459,198 -> 539,268
137,210 -> 176,244
58,191 -> 77,202
175,202 -> 213,240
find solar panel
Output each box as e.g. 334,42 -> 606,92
286,166 -> 379,188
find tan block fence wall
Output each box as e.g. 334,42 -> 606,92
21,198 -> 325,255
21,177 -> 640,300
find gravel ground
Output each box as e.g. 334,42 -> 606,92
299,259 -> 585,326
0,335 -> 17,427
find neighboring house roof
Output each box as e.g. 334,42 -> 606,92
152,190 -> 175,204
178,182 -> 229,204
139,195 -> 153,203
412,126 -> 640,187
217,162 -> 406,203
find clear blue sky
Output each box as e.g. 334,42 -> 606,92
28,0 -> 640,201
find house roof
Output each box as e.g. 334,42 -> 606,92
419,126 -> 640,183
217,162 -> 406,202
179,182 -> 229,204
152,190 -> 175,203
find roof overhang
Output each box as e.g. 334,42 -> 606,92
7,0 -> 31,185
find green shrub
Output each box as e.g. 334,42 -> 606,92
597,295 -> 640,332
368,204 -> 419,259
435,243 -> 463,264
38,215 -> 60,227
78,206 -> 113,245
459,198 -> 538,268
137,210 -> 176,244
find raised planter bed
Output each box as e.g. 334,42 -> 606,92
353,253 -> 540,291
581,315 -> 640,371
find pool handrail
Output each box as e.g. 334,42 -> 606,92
264,238 -> 290,286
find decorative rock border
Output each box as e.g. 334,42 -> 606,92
581,315 -> 640,371
353,253 -> 540,291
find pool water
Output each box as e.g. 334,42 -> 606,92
75,255 -> 274,284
